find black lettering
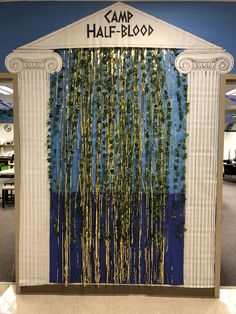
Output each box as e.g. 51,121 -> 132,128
128,25 -> 134,37
118,11 -> 128,23
104,10 -> 112,23
121,24 -> 127,38
87,24 -> 96,38
96,26 -> 104,37
111,10 -> 118,23
148,25 -> 154,36
140,25 -> 148,36
127,11 -> 133,23
110,26 -> 116,37
104,26 -> 110,38
133,25 -> 139,36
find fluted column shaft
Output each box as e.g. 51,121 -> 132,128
5,47 -> 233,287
175,50 -> 233,287
5,50 -> 62,285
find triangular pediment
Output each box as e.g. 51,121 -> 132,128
19,2 -> 222,50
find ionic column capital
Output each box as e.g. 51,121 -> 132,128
5,49 -> 62,74
175,50 -> 234,74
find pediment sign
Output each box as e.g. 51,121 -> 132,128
20,2 -> 221,50
88,9 -> 154,39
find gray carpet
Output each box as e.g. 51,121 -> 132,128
0,203 -> 15,282
221,179 -> 236,286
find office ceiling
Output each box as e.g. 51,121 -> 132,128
0,81 -> 13,109
225,84 -> 236,112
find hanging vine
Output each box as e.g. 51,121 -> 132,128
48,48 -> 188,286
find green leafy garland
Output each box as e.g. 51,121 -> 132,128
48,48 -> 188,285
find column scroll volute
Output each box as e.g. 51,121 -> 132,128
175,50 -> 234,74
5,50 -> 62,74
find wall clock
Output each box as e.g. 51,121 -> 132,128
4,124 -> 12,132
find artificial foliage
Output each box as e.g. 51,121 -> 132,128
48,48 -> 188,286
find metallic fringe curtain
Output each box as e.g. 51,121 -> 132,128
49,48 -> 188,286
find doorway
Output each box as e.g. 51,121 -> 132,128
0,73 -> 18,286
219,75 -> 236,287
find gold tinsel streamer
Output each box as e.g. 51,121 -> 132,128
49,48 -> 187,286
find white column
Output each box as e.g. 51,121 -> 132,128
5,50 -> 62,285
175,50 -> 233,287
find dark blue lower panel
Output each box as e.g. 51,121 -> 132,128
50,192 -> 184,285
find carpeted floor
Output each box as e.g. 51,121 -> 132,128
221,179 -> 236,286
0,202 -> 15,282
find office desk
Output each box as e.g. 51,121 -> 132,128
0,168 -> 14,178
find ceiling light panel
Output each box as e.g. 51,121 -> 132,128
0,85 -> 13,94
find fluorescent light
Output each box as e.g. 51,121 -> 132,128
0,86 -> 13,93
0,89 -> 11,95
0,85 -> 13,94
225,88 -> 236,96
